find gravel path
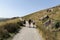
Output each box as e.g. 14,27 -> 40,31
12,27 -> 43,40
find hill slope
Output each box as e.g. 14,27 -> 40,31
22,5 -> 60,28
23,5 -> 60,21
22,5 -> 60,40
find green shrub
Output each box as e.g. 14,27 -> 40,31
17,21 -> 24,26
4,23 -> 21,33
0,27 -> 10,40
55,22 -> 60,29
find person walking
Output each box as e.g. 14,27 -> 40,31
29,22 -> 34,28
29,19 -> 32,25
33,21 -> 36,28
25,21 -> 29,27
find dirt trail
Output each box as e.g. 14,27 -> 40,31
12,27 -> 43,40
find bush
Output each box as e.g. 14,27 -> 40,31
55,22 -> 60,29
0,18 -> 22,40
17,21 -> 24,26
4,23 -> 21,33
0,28 -> 10,40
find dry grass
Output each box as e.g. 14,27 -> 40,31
23,5 -> 60,40
0,18 -> 22,40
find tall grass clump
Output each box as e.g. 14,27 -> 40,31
0,18 -> 22,40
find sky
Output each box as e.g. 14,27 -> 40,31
0,0 -> 60,18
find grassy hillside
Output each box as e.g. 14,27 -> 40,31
22,5 -> 60,40
23,5 -> 60,20
0,17 -> 22,40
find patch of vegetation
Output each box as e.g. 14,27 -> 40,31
55,21 -> 60,29
4,23 -> 21,33
22,5 -> 60,40
0,18 -> 22,40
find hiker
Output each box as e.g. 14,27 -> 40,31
33,21 -> 36,28
28,19 -> 32,25
25,21 -> 29,27
28,19 -> 34,28
23,20 -> 26,26
29,22 -> 34,28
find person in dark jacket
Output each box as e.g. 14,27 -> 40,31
28,19 -> 32,25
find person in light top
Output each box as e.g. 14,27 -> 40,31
29,22 -> 34,28
25,21 -> 29,27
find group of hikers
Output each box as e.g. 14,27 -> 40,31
23,19 -> 36,28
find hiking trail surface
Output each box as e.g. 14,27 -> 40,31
12,27 -> 43,40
